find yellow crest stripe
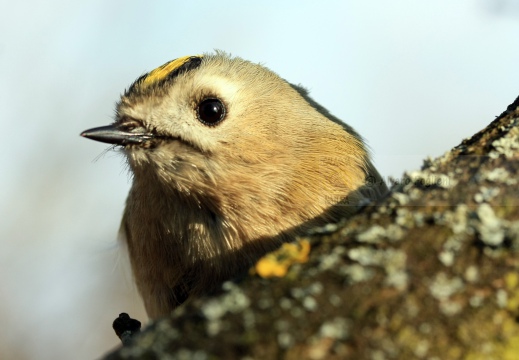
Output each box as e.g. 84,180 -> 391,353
142,55 -> 201,87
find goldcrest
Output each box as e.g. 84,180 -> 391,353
81,52 -> 387,318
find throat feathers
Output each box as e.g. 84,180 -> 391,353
81,52 -> 388,319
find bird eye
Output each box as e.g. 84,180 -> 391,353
197,98 -> 226,125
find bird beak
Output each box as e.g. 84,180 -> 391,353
80,125 -> 154,145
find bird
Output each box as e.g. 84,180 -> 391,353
81,52 -> 388,319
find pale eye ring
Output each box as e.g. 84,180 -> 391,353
197,98 -> 226,125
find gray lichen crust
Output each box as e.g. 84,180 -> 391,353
105,96 -> 519,360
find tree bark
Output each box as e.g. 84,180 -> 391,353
104,95 -> 519,360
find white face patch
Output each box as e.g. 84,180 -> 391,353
182,74 -> 242,147
192,72 -> 240,100
118,57 -> 250,160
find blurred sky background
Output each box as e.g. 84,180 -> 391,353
1,1 -> 518,359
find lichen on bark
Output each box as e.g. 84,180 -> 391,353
105,95 -> 519,360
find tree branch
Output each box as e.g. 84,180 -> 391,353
104,95 -> 519,360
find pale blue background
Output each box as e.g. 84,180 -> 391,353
1,1 -> 518,359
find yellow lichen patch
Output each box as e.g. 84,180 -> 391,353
505,272 -> 519,290
141,55 -> 200,88
253,240 -> 311,278
464,314 -> 519,360
494,316 -> 519,360
502,335 -> 519,360
505,272 -> 519,312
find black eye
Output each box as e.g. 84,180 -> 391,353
197,98 -> 226,125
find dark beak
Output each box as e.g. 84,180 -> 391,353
80,125 -> 154,145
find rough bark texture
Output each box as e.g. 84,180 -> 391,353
104,96 -> 519,360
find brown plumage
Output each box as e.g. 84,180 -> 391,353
81,52 -> 387,319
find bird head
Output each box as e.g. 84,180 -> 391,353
82,52 -> 382,229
